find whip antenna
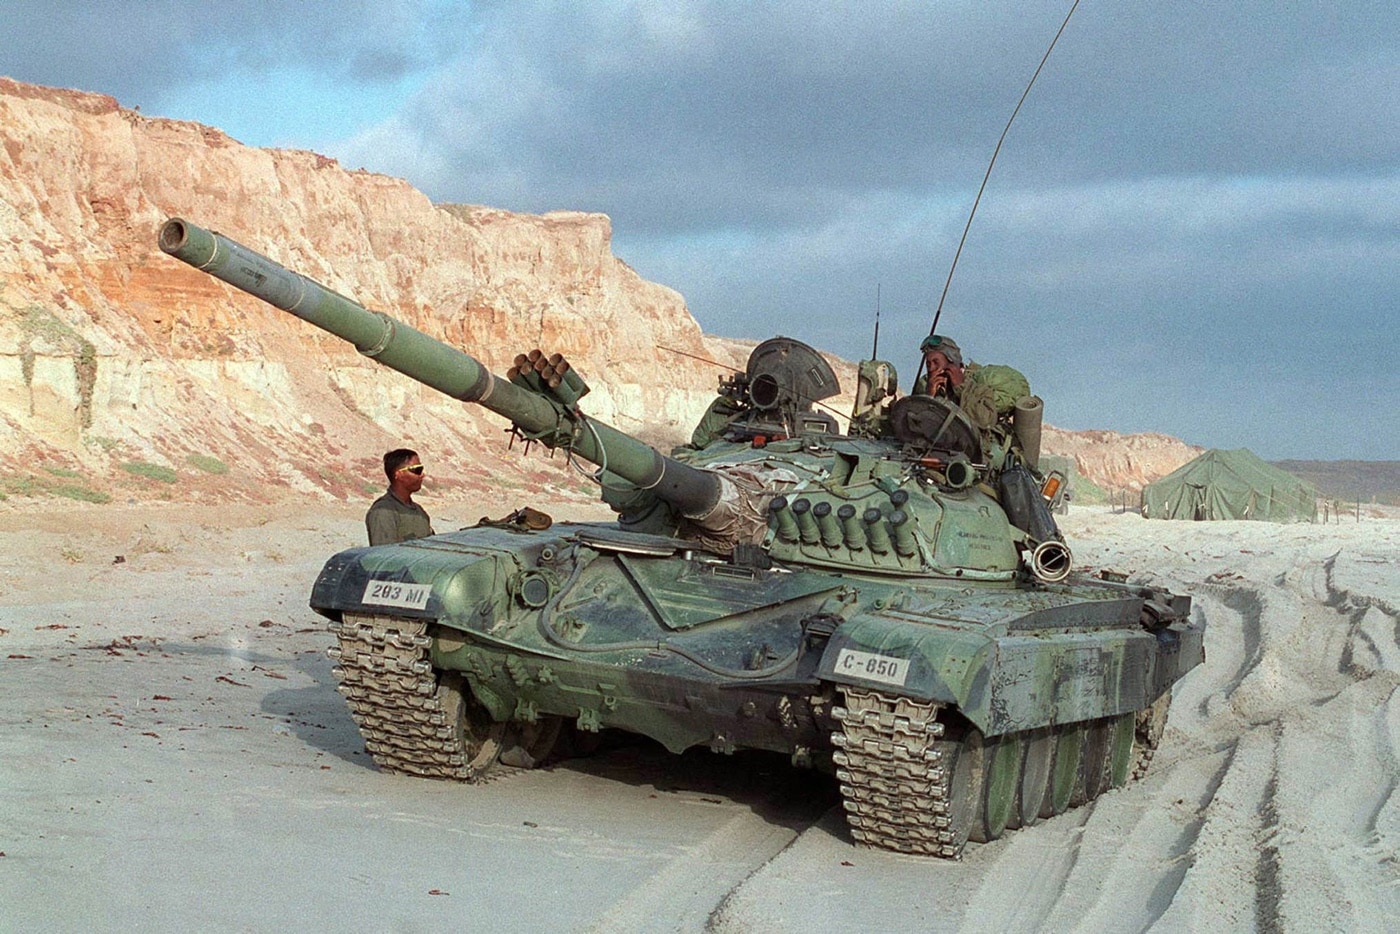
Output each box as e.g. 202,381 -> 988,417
926,0 -> 1082,341
872,283 -> 882,359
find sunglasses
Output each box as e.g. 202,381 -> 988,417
397,464 -> 425,475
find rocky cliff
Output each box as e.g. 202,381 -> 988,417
0,77 -> 1190,510
1042,426 -> 1203,498
0,78 -> 757,507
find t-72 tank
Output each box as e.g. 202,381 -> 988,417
159,217 -> 1203,858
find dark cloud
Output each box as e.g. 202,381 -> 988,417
610,161 -> 1399,458
0,0 -> 464,103
1,1 -> 1396,457
351,4 -> 1398,228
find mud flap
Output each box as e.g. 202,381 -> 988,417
816,614 -> 994,730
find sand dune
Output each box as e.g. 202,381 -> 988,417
2,500 -> 1396,931
714,507 -> 1400,932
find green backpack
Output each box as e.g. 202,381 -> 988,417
965,364 -> 1030,414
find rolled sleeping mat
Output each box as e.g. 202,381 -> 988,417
1013,395 -> 1044,470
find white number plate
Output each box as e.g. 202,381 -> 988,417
835,648 -> 911,687
361,580 -> 432,610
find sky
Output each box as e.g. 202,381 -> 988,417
2,1 -> 1396,460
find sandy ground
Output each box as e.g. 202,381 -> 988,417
2,497 -> 1397,932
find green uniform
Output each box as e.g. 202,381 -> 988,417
689,396 -> 743,449
915,363 -> 1030,432
366,492 -> 434,545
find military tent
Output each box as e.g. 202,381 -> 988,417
1141,448 -> 1318,522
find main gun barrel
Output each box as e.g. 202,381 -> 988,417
158,218 -> 722,519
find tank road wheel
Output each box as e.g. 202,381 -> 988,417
1043,722 -> 1084,818
499,716 -> 564,769
436,672 -> 508,776
831,688 -> 967,857
938,728 -> 983,853
972,733 -> 1020,843
1134,692 -> 1173,778
1077,718 -> 1114,804
1108,713 -> 1137,788
1011,728 -> 1054,829
328,613 -> 506,781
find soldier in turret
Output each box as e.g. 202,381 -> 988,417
912,334 -> 1036,468
912,334 -> 965,399
366,448 -> 435,545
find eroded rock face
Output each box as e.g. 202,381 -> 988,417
1042,426 -> 1202,495
0,77 -> 1194,507
0,78 -> 732,504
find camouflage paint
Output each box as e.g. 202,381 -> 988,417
310,520 -> 1202,754
161,217 -> 1204,771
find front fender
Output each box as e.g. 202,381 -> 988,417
310,538 -> 521,629
818,613 -> 994,725
818,608 -> 1198,737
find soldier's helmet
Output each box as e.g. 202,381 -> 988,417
920,334 -> 962,367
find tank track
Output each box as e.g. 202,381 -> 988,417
327,612 -> 500,781
1133,691 -> 1173,779
831,688 -> 960,857
833,687 -> 1173,858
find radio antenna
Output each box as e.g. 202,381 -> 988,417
925,0 -> 1082,343
872,283 -> 882,359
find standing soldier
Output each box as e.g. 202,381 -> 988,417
366,448 -> 435,545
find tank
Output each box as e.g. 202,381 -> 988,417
159,218 -> 1203,858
